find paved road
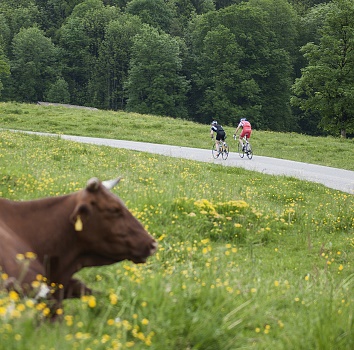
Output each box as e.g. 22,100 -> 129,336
13,131 -> 354,194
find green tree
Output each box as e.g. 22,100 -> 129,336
249,0 -> 297,130
126,0 -> 174,33
0,1 -> 40,44
187,3 -> 294,129
92,14 -> 144,110
125,27 -> 190,118
289,0 -> 331,15
0,43 -> 10,98
293,3 -> 327,81
35,0 -> 83,37
166,0 -> 197,37
214,0 -> 241,10
0,14 -> 11,54
58,16 -> 90,105
166,0 -> 216,37
190,0 -> 215,13
250,0 -> 298,57
291,2 -> 333,134
291,0 -> 354,138
45,77 -> 70,103
10,26 -> 59,102
58,0 -> 120,106
192,24 -> 261,125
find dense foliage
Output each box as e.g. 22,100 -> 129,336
1,0 -> 353,136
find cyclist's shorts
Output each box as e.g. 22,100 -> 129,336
240,129 -> 251,139
216,131 -> 226,141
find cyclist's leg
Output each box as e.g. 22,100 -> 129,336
220,132 -> 226,146
219,140 -> 223,153
239,130 -> 246,149
245,131 -> 251,150
220,138 -> 225,153
222,132 -> 226,144
238,137 -> 243,150
216,135 -> 221,152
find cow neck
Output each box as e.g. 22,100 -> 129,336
5,193 -> 80,258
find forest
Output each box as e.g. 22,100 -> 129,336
0,0 -> 353,137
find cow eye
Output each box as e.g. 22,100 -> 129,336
109,207 -> 121,216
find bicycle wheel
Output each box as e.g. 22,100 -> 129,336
246,143 -> 253,159
238,142 -> 245,158
222,143 -> 229,160
212,143 -> 220,159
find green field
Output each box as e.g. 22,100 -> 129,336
0,103 -> 353,350
1,102 -> 353,171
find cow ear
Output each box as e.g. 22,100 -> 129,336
86,178 -> 100,192
102,177 -> 122,190
70,204 -> 90,232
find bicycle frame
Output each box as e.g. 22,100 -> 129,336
234,135 -> 253,159
212,140 -> 229,160
242,136 -> 249,149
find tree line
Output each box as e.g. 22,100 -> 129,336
0,0 -> 353,137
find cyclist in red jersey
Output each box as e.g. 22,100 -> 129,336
234,118 -> 252,151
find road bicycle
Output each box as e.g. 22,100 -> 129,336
234,135 -> 253,159
212,140 -> 229,160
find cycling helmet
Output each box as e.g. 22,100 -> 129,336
211,120 -> 218,125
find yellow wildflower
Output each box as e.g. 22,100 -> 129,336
88,296 -> 96,308
25,252 -> 37,260
9,290 -> 20,301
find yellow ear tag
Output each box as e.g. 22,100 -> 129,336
75,215 -> 83,232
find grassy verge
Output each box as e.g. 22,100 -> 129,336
0,130 -> 353,349
0,102 -> 353,171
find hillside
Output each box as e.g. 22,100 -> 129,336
0,102 -> 353,171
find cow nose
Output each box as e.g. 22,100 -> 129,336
150,241 -> 158,255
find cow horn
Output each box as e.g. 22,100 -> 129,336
102,177 -> 122,190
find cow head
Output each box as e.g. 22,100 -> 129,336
70,177 -> 157,264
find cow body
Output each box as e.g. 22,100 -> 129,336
0,177 -> 157,306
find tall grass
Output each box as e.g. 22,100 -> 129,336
0,129 -> 353,349
0,102 -> 353,171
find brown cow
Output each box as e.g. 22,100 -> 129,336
0,177 -> 157,311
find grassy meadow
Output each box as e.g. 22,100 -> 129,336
0,102 -> 353,171
0,103 -> 353,349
